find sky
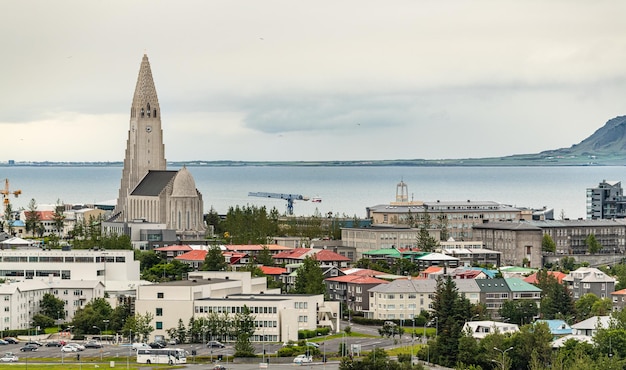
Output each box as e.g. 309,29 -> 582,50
2,1 -> 626,162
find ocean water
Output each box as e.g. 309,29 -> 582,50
1,165 -> 625,219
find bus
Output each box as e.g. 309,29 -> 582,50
136,348 -> 187,365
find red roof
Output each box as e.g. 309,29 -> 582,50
325,275 -> 389,285
174,250 -> 207,261
612,288 -> 626,296
523,271 -> 566,284
25,210 -> 55,221
225,244 -> 292,252
272,248 -> 312,259
260,266 -> 287,275
313,249 -> 350,262
154,245 -> 193,252
273,248 -> 350,262
341,268 -> 388,276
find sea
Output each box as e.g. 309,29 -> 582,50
1,165 -> 626,219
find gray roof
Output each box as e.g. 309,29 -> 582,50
368,278 -> 437,294
131,170 -> 177,196
367,200 -> 521,214
472,222 -> 542,231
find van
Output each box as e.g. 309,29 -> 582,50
132,343 -> 150,350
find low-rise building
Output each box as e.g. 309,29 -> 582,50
462,320 -> 519,339
563,267 -> 616,300
475,278 -> 542,319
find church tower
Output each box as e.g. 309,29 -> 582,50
115,54 -> 167,219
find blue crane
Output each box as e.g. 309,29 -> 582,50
248,192 -> 310,215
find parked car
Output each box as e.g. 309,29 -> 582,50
293,354 -> 313,364
0,340 -> 9,345
25,340 -> 43,347
149,342 -> 166,349
305,341 -> 320,348
168,338 -> 180,345
61,345 -> 77,352
3,337 -> 18,344
67,343 -> 85,351
213,365 -> 226,370
46,341 -> 63,347
206,341 -> 225,348
84,341 -> 103,349
0,353 -> 18,362
20,344 -> 39,352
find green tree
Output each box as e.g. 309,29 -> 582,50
256,245 -> 274,266
293,256 -> 326,294
534,270 -> 575,320
234,305 -> 256,357
417,213 -> 438,252
25,198 -> 42,237
509,322 -> 553,370
135,250 -> 164,272
221,205 -> 279,244
122,312 -> 154,343
586,233 -> 602,254
575,293 -> 600,321
378,321 -> 404,338
3,203 -> 14,236
201,245 -> 228,271
542,234 -> 556,253
437,213 -> 449,241
429,275 -> 472,367
40,293 -> 65,320
52,200 -> 65,237
499,299 -> 539,326
71,298 -> 113,334
32,313 -> 55,329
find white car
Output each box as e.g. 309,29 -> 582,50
293,354 -> 313,364
0,353 -> 18,362
68,343 -> 85,351
61,345 -> 77,352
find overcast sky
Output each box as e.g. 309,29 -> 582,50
2,1 -> 626,162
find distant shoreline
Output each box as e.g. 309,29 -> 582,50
1,155 -> 626,167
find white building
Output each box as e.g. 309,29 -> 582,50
0,249 -> 139,284
0,279 -> 105,331
134,271 -> 340,342
462,320 -> 520,339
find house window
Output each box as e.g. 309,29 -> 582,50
156,322 -> 163,330
157,292 -> 164,298
156,308 -> 163,316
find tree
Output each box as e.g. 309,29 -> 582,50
575,293 -> 600,321
586,234 -> 602,254
201,245 -> 228,271
429,275 -> 472,367
71,298 -> 113,334
40,293 -> 65,320
3,203 -> 14,236
417,213 -> 439,252
256,245 -> 274,266
234,305 -> 256,357
499,299 -> 539,326
52,200 -> 65,237
221,205 -> 279,244
378,321 -> 404,338
293,256 -> 326,294
542,234 -> 556,253
32,314 -> 55,329
122,312 -> 154,343
25,198 -> 41,237
534,270 -> 575,320
437,213 -> 449,241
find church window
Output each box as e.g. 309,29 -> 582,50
141,108 -> 144,117
154,109 -> 157,118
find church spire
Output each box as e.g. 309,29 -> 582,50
115,54 -> 167,219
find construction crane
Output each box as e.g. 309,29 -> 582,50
248,192 -> 310,215
1,178 -> 21,207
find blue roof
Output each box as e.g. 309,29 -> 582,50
535,320 -> 572,336
11,220 -> 25,227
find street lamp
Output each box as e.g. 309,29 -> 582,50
494,346 -> 513,370
103,319 -> 110,342
93,326 -> 103,361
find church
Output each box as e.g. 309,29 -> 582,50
107,54 -> 205,242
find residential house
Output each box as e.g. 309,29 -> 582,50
562,267 -> 616,299
475,278 -> 542,319
367,278 -> 438,320
571,315 -> 611,337
325,274 -> 389,314
153,245 -> 193,262
462,320 -> 519,339
611,288 -> 626,311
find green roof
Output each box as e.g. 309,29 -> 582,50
505,278 -> 542,292
363,248 -> 403,258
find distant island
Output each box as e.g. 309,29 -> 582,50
4,115 -> 626,167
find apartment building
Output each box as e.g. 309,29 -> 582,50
134,271 -> 340,341
475,278 -> 542,319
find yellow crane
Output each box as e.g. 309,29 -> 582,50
1,178 -> 21,207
